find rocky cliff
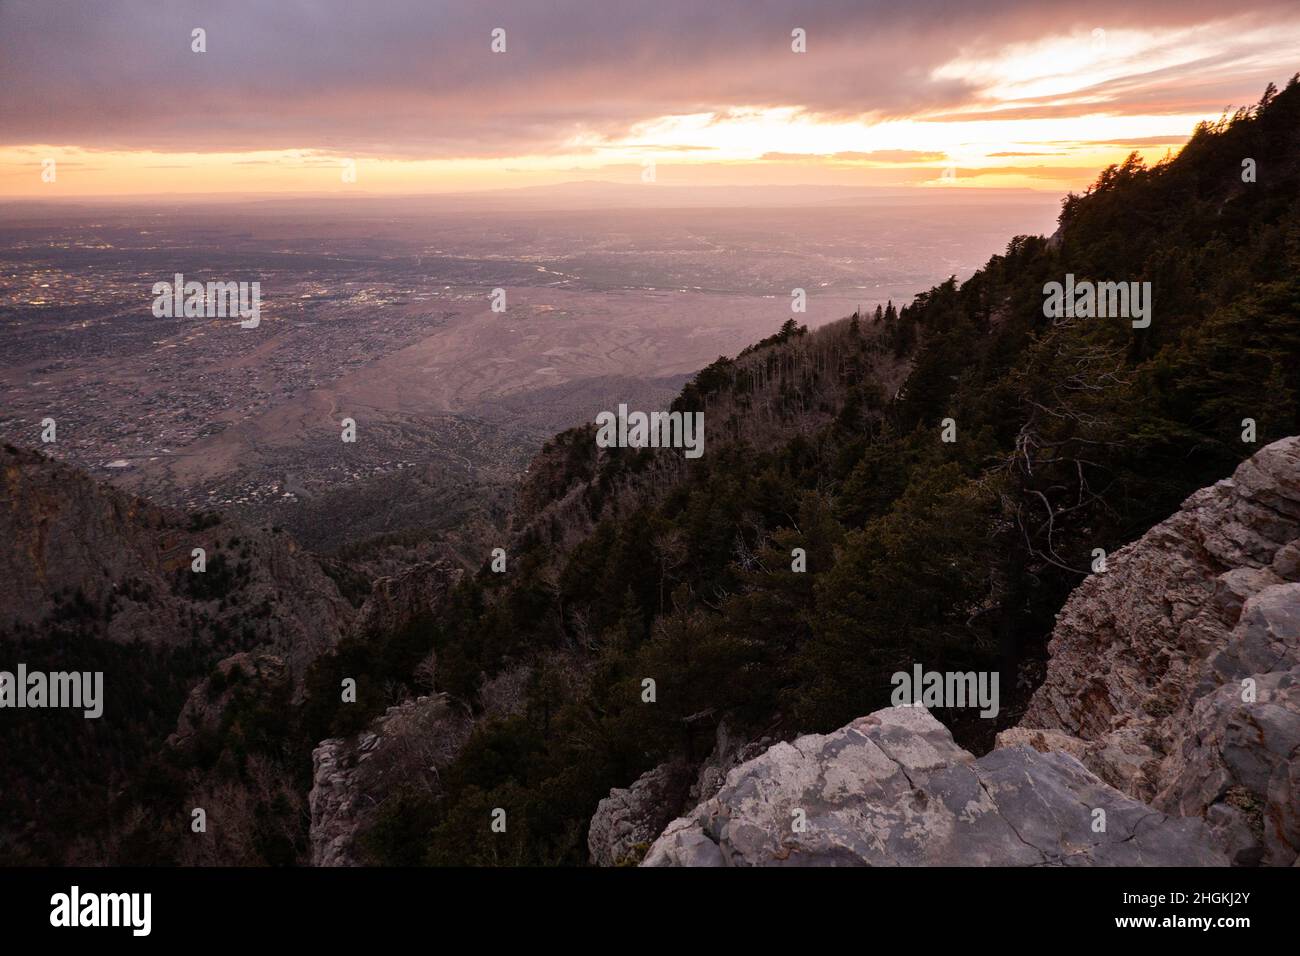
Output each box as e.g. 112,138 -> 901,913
308,559 -> 478,866
641,706 -> 1225,866
351,559 -> 463,638
0,443 -> 360,863
632,437 -> 1300,867
589,719 -> 775,866
0,442 -> 354,679
1013,435 -> 1300,865
310,693 -> 474,866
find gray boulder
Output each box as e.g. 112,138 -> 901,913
1017,437 -> 1300,865
588,761 -> 693,867
642,706 -> 1226,866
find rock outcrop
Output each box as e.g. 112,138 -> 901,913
1014,436 -> 1300,865
689,719 -> 777,805
0,443 -> 353,680
165,651 -> 306,866
638,438 -> 1300,867
167,651 -> 290,748
631,442 -> 1300,868
310,558 -> 478,866
588,761 -> 694,867
642,706 -> 1226,866
309,693 -> 473,866
587,717 -> 780,866
352,560 -> 463,638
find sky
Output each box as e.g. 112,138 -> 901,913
1,0 -> 1297,198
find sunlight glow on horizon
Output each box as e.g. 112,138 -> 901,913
3,19 -> 1295,199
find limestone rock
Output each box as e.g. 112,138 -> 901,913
588,761 -> 693,867
1156,663 -> 1300,865
691,719 -> 775,804
994,727 -> 1090,763
642,706 -> 1226,867
1017,437 -> 1300,865
309,693 -> 473,866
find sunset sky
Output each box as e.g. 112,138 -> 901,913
1,0 -> 1298,198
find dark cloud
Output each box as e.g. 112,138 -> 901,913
1,0 -> 1296,156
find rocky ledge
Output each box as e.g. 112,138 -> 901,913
641,706 -> 1225,866
633,437 -> 1299,866
1014,436 -> 1300,865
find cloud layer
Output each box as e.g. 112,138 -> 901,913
2,0 -> 1297,158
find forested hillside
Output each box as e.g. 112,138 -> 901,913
297,77 -> 1300,866
0,443 -> 355,864
24,78 -> 1296,868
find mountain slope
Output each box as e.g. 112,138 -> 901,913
0,442 -> 354,864
311,76 -> 1300,866
1,442 -> 353,671
7,77 -> 1300,868
638,436 -> 1299,867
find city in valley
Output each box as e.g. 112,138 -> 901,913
0,188 -> 1057,555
